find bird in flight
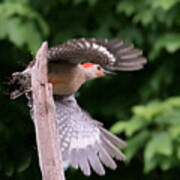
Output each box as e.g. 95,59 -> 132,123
46,38 -> 147,176
10,38 -> 147,176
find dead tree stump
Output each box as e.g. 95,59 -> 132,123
10,42 -> 65,180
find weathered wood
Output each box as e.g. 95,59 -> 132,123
31,42 -> 65,180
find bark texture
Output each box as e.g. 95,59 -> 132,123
10,42 -> 65,180
31,42 -> 65,180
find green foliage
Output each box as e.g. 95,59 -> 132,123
150,33 -> 180,59
0,1 -> 49,53
117,0 -> 180,61
111,97 -> 180,173
1,0 -> 180,179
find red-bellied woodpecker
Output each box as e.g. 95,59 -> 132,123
10,38 -> 147,176
46,38 -> 147,176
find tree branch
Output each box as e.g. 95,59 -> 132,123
31,42 -> 65,180
10,42 -> 65,180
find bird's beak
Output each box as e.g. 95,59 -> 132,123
103,70 -> 117,75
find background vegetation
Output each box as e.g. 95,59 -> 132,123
1,0 -> 180,179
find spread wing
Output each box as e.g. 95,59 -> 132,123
55,95 -> 126,176
48,38 -> 147,71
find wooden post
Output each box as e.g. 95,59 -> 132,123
31,42 -> 65,180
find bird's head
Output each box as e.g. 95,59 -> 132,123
81,63 -> 115,80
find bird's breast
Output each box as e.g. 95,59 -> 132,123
48,63 -> 85,95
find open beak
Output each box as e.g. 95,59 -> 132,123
104,70 -> 117,75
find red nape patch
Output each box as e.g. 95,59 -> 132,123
82,63 -> 94,68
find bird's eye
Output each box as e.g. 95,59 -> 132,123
97,66 -> 101,70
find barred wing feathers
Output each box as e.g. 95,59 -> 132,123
55,95 -> 126,176
48,38 -> 147,71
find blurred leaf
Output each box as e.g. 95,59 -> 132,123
160,157 -> 172,171
125,116 -> 148,136
132,101 -> 169,121
150,33 -> 180,59
144,132 -> 173,172
0,17 -> 42,53
177,145 -> 180,159
168,124 -> 180,139
125,130 -> 151,162
133,9 -> 154,26
151,0 -> 179,10
154,109 -> 180,125
0,2 -> 49,35
110,121 -> 127,134
0,2 -> 49,52
144,155 -> 159,173
167,96 -> 180,107
116,1 -> 137,16
111,116 -> 148,136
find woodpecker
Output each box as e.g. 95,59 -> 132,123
10,38 -> 147,176
47,38 -> 146,96
45,38 -> 147,176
